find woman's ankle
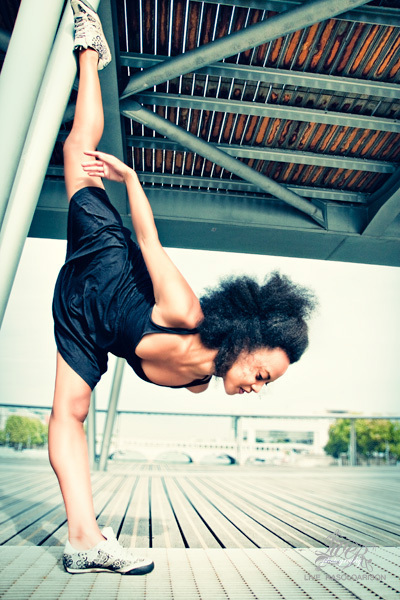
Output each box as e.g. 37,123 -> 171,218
68,530 -> 105,551
79,47 -> 99,66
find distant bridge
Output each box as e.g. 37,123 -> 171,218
109,438 -> 311,465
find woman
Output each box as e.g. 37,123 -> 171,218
50,0 -> 316,575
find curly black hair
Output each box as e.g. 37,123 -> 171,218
198,272 -> 317,377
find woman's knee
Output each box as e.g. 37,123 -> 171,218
52,390 -> 91,424
53,354 -> 93,423
63,134 -> 84,163
52,405 -> 89,425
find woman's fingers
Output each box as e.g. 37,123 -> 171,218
81,160 -> 106,178
81,150 -> 128,182
81,160 -> 103,168
83,150 -> 102,159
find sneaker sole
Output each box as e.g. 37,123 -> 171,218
65,561 -> 155,575
71,0 -> 98,17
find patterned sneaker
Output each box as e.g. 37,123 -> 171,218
63,527 -> 155,575
70,0 -> 111,70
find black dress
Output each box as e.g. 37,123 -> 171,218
52,186 -> 211,390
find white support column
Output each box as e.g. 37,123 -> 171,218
98,358 -> 125,472
349,419 -> 357,466
0,0 -> 65,227
234,416 -> 245,466
86,389 -> 97,470
0,1 -> 101,328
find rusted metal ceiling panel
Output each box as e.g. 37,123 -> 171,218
1,0 -> 399,251
117,0 -> 399,207
191,0 -> 400,28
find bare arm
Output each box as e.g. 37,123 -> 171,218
81,151 -> 203,328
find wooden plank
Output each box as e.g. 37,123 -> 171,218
119,475 -> 150,548
163,475 -> 221,549
193,476 -> 302,548
149,475 -> 186,548
2,472 -> 113,546
246,476 -> 400,544
176,476 -> 254,548
1,460 -> 400,551
224,475 -> 400,547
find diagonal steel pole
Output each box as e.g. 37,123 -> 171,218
0,0 -> 100,328
120,100 -> 325,225
0,0 -> 65,228
362,168 -> 400,237
121,0 -> 370,99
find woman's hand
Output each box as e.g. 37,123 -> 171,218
81,150 -> 133,183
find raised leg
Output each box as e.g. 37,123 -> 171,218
63,49 -> 105,200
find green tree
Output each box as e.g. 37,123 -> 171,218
356,419 -> 393,458
389,423 -> 400,460
325,419 -> 400,461
324,419 -> 350,458
3,415 -> 48,449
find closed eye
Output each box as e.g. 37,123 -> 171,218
256,373 -> 271,382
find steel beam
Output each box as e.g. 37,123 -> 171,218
121,0 -> 370,99
126,135 -> 395,174
56,131 -> 398,171
138,173 -> 366,204
45,166 -> 366,203
0,1 -> 101,328
134,92 -> 400,134
0,0 -> 65,228
121,53 -> 400,100
192,0 -> 400,27
121,100 -> 325,225
56,131 -> 394,173
98,358 -> 125,472
362,168 -> 400,237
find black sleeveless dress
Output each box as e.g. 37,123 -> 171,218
52,186 -> 211,391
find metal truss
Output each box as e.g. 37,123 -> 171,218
193,0 -> 400,27
121,53 -> 400,100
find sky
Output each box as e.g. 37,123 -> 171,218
0,237 -> 399,440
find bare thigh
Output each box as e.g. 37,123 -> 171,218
63,138 -> 105,202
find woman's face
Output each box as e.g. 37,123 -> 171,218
223,347 -> 290,396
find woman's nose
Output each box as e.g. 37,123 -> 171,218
251,382 -> 264,394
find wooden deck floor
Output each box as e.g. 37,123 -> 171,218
1,455 -> 400,600
1,454 -> 399,550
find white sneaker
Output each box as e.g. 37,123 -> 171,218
70,0 -> 112,70
63,527 -> 155,575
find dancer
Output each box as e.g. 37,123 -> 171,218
49,0 -> 316,575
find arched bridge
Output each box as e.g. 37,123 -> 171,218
110,438 -> 309,465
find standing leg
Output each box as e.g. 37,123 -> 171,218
49,353 -> 103,549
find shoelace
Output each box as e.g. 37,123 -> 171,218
74,16 -> 87,36
75,14 -> 97,32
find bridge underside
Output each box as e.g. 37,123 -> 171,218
1,0 -> 400,269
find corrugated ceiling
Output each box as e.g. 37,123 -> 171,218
1,0 -> 399,265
